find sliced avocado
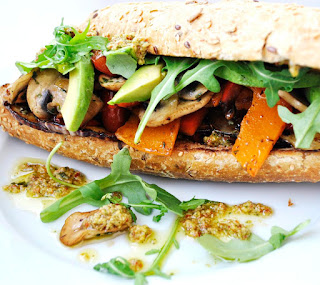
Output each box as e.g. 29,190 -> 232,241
108,64 -> 164,105
61,55 -> 94,132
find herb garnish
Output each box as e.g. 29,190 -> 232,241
94,217 -> 181,285
278,86 -> 320,149
16,21 -> 139,79
40,146 -> 182,222
16,21 -> 109,75
134,57 -> 197,143
198,220 -> 310,262
104,47 -> 138,79
45,141 -> 79,189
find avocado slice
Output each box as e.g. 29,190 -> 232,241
108,64 -> 164,105
61,55 -> 94,132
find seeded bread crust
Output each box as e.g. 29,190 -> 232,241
1,85 -> 320,182
79,0 -> 320,70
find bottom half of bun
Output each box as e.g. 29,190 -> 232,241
1,100 -> 320,183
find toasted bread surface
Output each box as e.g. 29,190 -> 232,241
80,0 -> 320,70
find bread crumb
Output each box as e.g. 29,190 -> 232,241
288,198 -> 294,207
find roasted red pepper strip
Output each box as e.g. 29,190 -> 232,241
117,102 -> 141,108
221,82 -> 243,104
179,108 -> 208,136
101,91 -> 129,133
91,50 -> 114,77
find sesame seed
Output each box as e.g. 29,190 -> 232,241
153,46 -> 159,54
266,46 -> 277,54
175,32 -> 183,42
184,41 -> 191,48
92,13 -> 98,19
175,24 -> 181,30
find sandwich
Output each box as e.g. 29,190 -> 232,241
1,0 -> 320,182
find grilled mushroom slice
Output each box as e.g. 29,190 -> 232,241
136,92 -> 214,127
27,69 -> 63,119
281,133 -> 320,150
60,204 -> 133,246
26,69 -> 103,124
178,82 -> 208,101
4,71 -> 35,104
5,102 -> 116,140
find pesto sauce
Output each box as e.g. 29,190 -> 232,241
2,160 -> 86,198
181,201 -> 273,240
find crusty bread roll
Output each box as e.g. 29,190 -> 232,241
1,83 -> 320,183
2,0 -> 320,182
80,0 -> 320,70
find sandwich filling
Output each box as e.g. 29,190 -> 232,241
3,23 -> 320,177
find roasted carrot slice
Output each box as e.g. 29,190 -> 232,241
116,115 -> 180,156
180,108 -> 208,136
232,88 -> 292,177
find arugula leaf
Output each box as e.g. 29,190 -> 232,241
40,181 -> 110,223
41,147 -> 182,222
124,200 -> 168,221
146,183 -> 183,217
16,21 -> 109,75
173,238 -> 180,249
214,61 -> 320,107
278,86 -> 320,149
144,217 -> 181,276
94,218 -> 181,284
198,220 -> 310,262
214,61 -> 264,87
45,141 -> 80,189
247,62 -> 307,107
94,257 -> 136,279
152,206 -> 168,222
101,192 -> 123,204
269,220 -> 311,249
94,258 -> 148,285
175,59 -> 223,93
144,55 -> 161,65
145,249 -> 160,255
179,197 -> 208,211
104,47 -> 137,78
134,273 -> 147,285
134,56 -> 198,143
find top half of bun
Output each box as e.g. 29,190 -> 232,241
79,0 -> 320,70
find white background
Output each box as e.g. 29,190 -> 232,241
0,1 -> 320,285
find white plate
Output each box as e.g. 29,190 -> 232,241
1,1 -> 320,284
